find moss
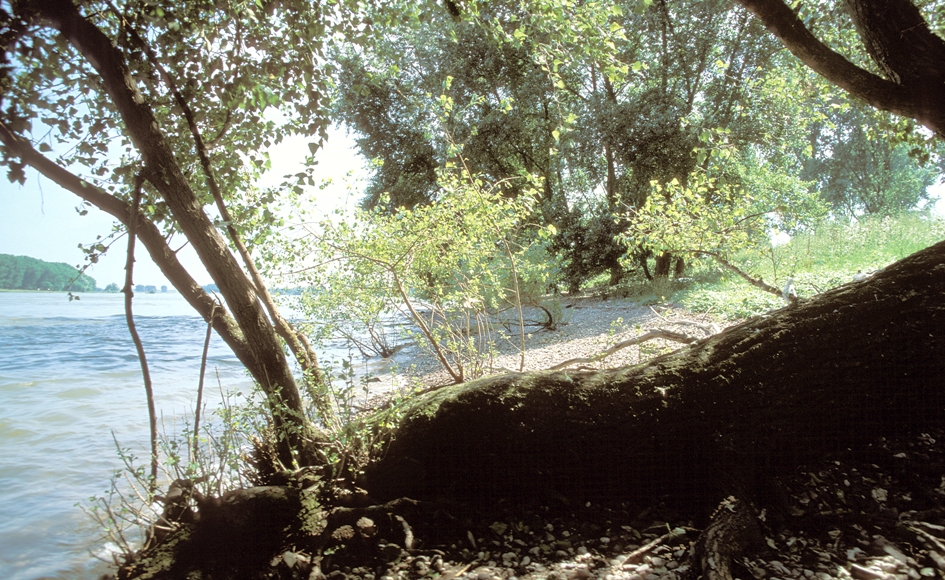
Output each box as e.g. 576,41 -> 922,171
123,524 -> 194,580
298,486 -> 327,537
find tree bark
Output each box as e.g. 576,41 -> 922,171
654,250 -> 673,277
26,0 -> 323,465
365,239 -> 945,510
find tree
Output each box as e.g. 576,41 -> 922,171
0,0 -> 358,464
330,0 -> 819,290
620,141 -> 827,299
285,163 -> 556,384
802,103 -> 938,218
357,2 -> 945,572
0,253 -> 96,291
81,1 -> 945,577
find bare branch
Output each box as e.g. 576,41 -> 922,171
548,328 -> 697,371
122,171 -> 159,491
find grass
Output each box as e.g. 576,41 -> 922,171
590,212 -> 945,320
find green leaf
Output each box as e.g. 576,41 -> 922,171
7,163 -> 25,185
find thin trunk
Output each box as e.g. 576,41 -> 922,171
123,173 -> 158,491
391,270 -> 463,383
193,303 -> 216,464
605,145 -> 618,212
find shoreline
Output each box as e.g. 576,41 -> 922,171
352,295 -> 732,401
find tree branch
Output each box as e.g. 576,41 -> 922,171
695,250 -> 790,301
733,0 -> 945,135
548,328 -> 697,371
0,121 -> 243,351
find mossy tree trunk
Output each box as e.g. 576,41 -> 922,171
365,239 -> 945,511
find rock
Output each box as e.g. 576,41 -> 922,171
850,564 -> 885,580
929,551 -> 945,572
490,522 -> 508,536
356,517 -> 377,538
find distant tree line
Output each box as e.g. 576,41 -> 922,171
0,253 -> 96,291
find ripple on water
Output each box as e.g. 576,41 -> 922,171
0,418 -> 38,441
55,386 -> 103,399
0,292 -> 354,580
0,379 -> 36,391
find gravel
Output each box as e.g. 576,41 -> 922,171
355,296 -> 728,398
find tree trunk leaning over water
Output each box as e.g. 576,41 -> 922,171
365,238 -> 945,511
115,238 -> 945,580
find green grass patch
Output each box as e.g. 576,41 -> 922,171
628,212 -> 944,320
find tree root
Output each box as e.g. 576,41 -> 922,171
690,496 -> 763,580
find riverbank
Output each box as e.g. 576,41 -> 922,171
361,295 -> 732,397
116,283 -> 945,580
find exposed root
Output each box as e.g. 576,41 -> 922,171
691,496 -> 763,580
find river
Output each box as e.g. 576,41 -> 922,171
0,291 -> 389,580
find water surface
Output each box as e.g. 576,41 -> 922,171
0,292 -> 265,579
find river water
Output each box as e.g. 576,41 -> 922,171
0,291 -> 384,580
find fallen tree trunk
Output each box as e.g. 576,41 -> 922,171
365,239 -> 945,511
120,240 -> 945,579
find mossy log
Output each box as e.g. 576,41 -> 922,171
364,239 -> 945,511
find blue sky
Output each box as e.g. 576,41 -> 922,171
0,128 -> 366,288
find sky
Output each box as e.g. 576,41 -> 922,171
0,127 -> 367,288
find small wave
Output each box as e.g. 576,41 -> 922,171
0,419 -> 38,441
55,387 -> 103,399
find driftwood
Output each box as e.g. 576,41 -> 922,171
548,328 -> 698,371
